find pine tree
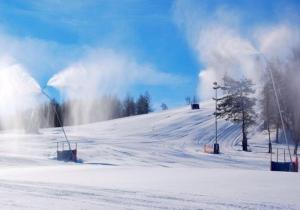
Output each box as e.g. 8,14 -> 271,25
161,103 -> 168,111
136,91 -> 152,115
217,75 -> 257,151
110,95 -> 123,119
123,95 -> 136,116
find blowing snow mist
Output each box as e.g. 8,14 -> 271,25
47,48 -> 175,125
0,57 -> 41,130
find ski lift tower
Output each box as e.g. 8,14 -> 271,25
212,82 -> 221,154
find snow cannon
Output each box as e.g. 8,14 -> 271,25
191,103 -> 200,110
57,141 -> 77,162
270,148 -> 298,172
41,88 -> 78,162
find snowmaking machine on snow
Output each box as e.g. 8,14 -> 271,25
42,89 -> 78,162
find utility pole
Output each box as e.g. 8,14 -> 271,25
213,82 -> 221,154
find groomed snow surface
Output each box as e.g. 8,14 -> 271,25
0,101 -> 299,210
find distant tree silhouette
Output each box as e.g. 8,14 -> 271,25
123,94 -> 136,116
110,95 -> 124,119
51,99 -> 63,127
136,91 -> 152,115
161,103 -> 168,111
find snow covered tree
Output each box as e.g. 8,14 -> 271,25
217,75 -> 257,151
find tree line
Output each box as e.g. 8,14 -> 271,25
58,91 -> 152,126
1,91 -> 153,132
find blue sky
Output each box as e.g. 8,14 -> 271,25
0,0 -> 299,109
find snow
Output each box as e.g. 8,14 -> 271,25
0,101 -> 299,209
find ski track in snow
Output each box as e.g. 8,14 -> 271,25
0,101 -> 299,209
0,180 -> 296,210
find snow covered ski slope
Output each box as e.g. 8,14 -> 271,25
0,101 -> 299,209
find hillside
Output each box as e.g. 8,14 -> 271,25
0,102 -> 299,209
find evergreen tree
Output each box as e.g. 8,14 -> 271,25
217,75 -> 257,151
161,103 -> 168,111
110,95 -> 123,119
123,95 -> 136,116
136,92 -> 152,115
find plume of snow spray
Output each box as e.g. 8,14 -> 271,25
196,25 -> 261,99
173,1 -> 300,101
47,49 -> 138,125
48,48 -> 178,125
0,56 -> 41,130
173,0 -> 300,153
